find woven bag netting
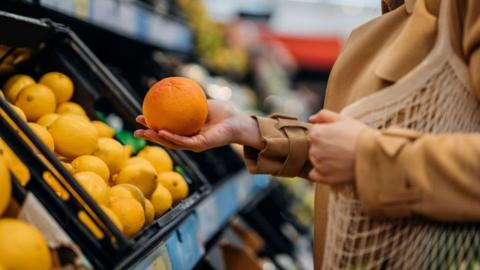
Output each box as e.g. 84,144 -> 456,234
323,62 -> 480,270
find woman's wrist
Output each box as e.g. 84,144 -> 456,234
234,115 -> 266,150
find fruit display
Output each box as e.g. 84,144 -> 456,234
1,71 -> 192,238
0,155 -> 52,270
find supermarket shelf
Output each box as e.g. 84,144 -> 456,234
24,0 -> 193,53
129,171 -> 271,270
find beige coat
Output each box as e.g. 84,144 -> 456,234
242,0 -> 480,268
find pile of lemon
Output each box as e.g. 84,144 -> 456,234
0,154 -> 52,270
1,72 -> 190,238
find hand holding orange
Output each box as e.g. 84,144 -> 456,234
141,77 -> 208,136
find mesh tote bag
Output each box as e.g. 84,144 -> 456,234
323,0 -> 480,269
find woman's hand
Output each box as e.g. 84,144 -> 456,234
308,110 -> 368,185
134,100 -> 265,152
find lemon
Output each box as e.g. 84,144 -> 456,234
93,138 -> 126,174
3,74 -> 35,102
48,114 -> 99,159
61,162 -> 75,174
0,156 -> 11,216
91,120 -> 115,138
39,72 -> 74,104
144,199 -> 155,225
108,198 -> 145,237
0,219 -> 52,270
74,171 -> 109,203
36,113 -> 59,127
56,101 -> 87,117
0,139 -> 30,186
124,144 -> 133,159
115,163 -> 157,197
123,156 -> 154,169
109,184 -> 145,208
116,183 -> 145,207
9,104 -> 27,122
150,184 -> 172,218
27,123 -> 55,152
100,205 -> 123,232
137,146 -> 173,173
15,84 -> 56,121
71,155 -> 110,182
157,171 -> 189,204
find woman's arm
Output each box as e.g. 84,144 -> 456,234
135,100 -> 312,178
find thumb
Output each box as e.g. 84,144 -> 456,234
309,109 -> 342,123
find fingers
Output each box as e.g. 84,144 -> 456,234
309,109 -> 342,124
157,130 -> 206,152
134,129 -> 181,149
136,115 -> 148,128
308,168 -> 325,182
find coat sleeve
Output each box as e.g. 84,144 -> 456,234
243,114 -> 312,178
355,128 -> 480,221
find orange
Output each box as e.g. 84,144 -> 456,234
14,84 -> 56,121
142,77 -> 208,136
156,171 -> 189,204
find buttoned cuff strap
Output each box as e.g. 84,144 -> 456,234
243,114 -> 311,177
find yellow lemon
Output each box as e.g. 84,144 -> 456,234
91,120 -> 115,138
0,139 -> 30,186
109,184 -> 145,208
56,101 -> 87,117
39,72 -> 74,104
0,156 -> 11,216
71,155 -> 110,183
124,144 -> 133,159
93,138 -> 126,174
3,74 -> 35,102
100,205 -> 123,232
0,219 -> 52,270
144,199 -> 155,225
115,163 -> 157,197
157,171 -> 189,204
74,171 -> 109,203
36,113 -> 59,128
15,84 -> 56,121
61,161 -> 74,174
108,198 -> 145,237
137,146 -> 173,173
27,123 -> 55,152
123,156 -> 155,169
48,114 -> 99,159
149,184 -> 172,218
9,104 -> 27,122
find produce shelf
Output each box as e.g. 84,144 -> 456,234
10,0 -> 193,53
0,10 -> 209,269
127,171 -> 272,270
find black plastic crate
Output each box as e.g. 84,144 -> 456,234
0,10 -> 210,269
